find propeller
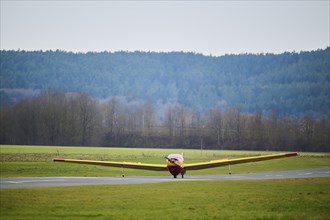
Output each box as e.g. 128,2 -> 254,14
164,156 -> 183,168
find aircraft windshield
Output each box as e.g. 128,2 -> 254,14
167,154 -> 184,161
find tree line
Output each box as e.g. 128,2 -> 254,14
1,48 -> 329,117
1,92 -> 328,152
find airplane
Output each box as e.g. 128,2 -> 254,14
53,152 -> 298,178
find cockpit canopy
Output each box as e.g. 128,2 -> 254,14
166,154 -> 184,162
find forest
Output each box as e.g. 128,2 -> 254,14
0,91 -> 329,152
1,48 -> 329,117
1,49 -> 329,151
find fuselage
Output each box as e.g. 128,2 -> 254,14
165,154 -> 185,178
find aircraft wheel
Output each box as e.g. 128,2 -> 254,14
181,169 -> 186,178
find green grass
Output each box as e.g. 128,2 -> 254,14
1,145 -> 329,177
2,144 -> 328,157
1,145 -> 329,220
1,178 -> 329,220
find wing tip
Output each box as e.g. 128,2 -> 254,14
53,157 -> 65,162
286,152 -> 298,156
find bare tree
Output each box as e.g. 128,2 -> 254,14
103,97 -> 120,135
38,91 -> 67,145
1,92 -> 329,152
165,105 -> 175,137
76,94 -> 101,146
208,107 -> 223,148
223,108 -> 241,143
141,101 -> 155,136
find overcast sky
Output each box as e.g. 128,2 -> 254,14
1,1 -> 329,56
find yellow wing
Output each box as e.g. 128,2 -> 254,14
54,152 -> 298,172
184,152 -> 298,170
53,158 -> 167,171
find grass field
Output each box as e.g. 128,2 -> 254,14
1,145 -> 329,177
1,178 -> 329,220
1,145 -> 329,220
0,145 -> 330,177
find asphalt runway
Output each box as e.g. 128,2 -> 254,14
1,167 -> 329,188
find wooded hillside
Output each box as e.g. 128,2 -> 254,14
1,48 -> 329,117
1,49 -> 329,151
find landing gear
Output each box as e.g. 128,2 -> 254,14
172,169 -> 186,178
122,165 -> 125,177
181,169 -> 186,178
228,164 -> 231,175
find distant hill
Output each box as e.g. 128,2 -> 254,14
1,48 -> 329,117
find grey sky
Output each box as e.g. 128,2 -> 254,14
1,1 -> 329,56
